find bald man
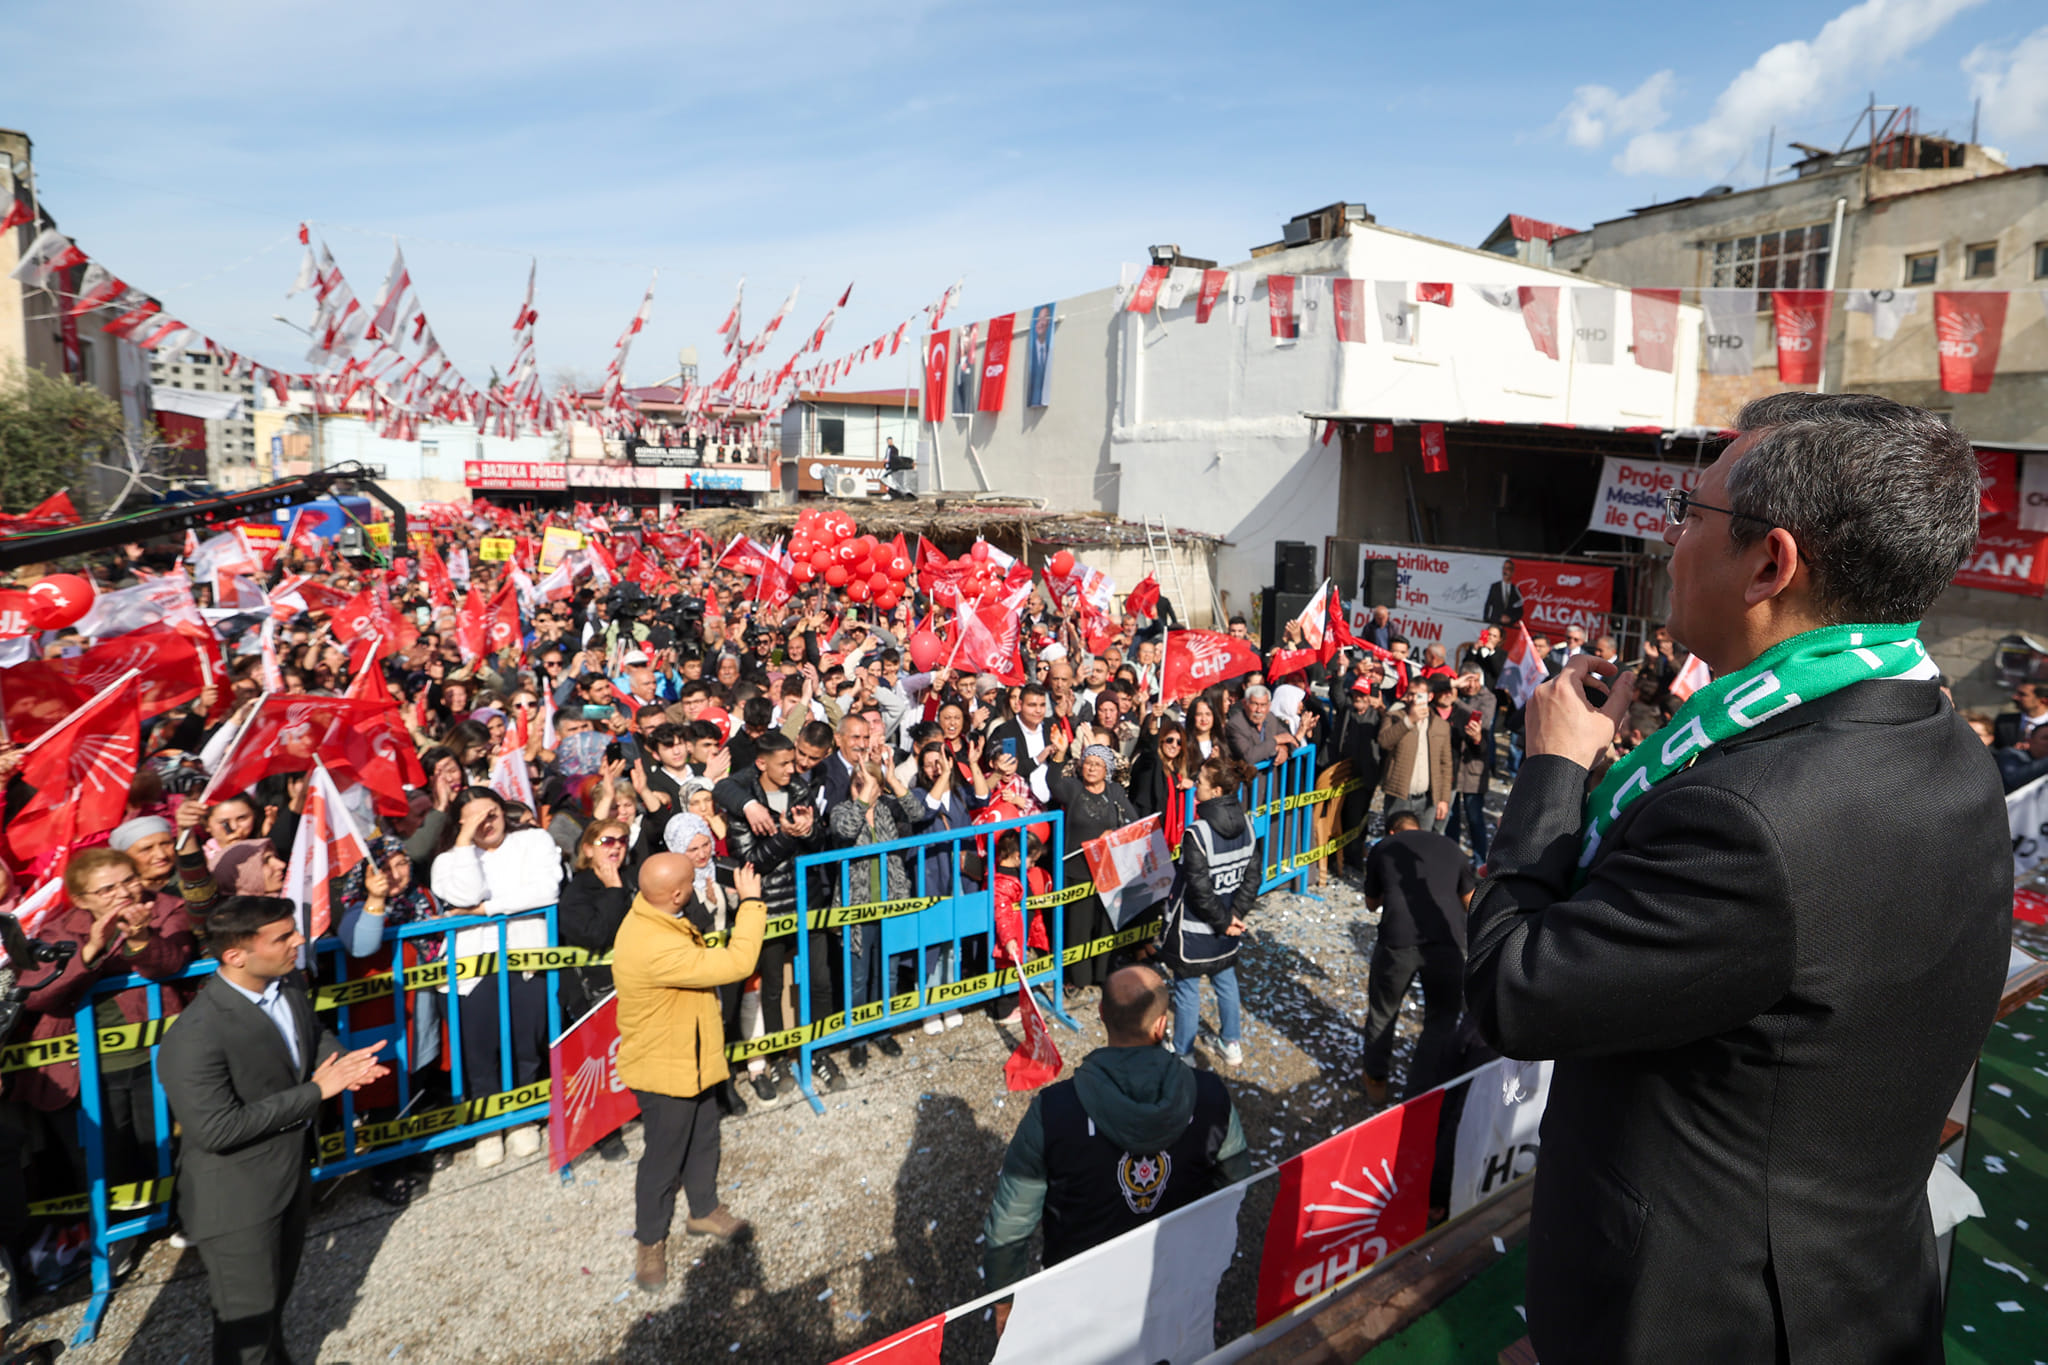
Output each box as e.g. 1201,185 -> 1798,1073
612,851 -> 766,1292
982,965 -> 1251,1321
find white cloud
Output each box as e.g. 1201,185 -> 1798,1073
1559,0 -> 1986,177
1966,25 -> 2048,154
1555,71 -> 1675,149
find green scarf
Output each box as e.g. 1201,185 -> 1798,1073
1579,622 -> 1934,872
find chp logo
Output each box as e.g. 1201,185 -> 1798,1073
72,730 -> 140,803
1777,303 -> 1823,353
1938,304 -> 1987,360
1185,633 -> 1235,683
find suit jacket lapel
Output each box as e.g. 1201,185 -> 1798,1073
209,974 -> 300,1076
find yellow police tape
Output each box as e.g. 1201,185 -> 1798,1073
27,1176 -> 177,1220
0,1017 -> 177,1077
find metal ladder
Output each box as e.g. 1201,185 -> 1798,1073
1144,514 -> 1226,629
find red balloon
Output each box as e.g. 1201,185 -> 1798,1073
824,564 -> 849,587
887,554 -> 910,578
809,548 -> 833,572
846,579 -> 871,602
852,556 -> 875,579
1049,549 -> 1076,577
908,629 -> 944,671
875,589 -> 899,611
791,561 -> 816,584
835,541 -> 862,565
26,573 -> 94,630
970,541 -> 990,562
856,535 -> 877,559
867,572 -> 891,595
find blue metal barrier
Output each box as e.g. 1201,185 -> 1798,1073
785,811 -> 1077,1115
1246,743 -> 1319,894
61,904 -> 560,1344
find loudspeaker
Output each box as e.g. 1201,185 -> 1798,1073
1262,590 -> 1316,652
1362,557 -> 1399,609
1274,540 -> 1317,595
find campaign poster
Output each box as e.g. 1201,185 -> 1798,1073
1351,543 -> 1615,642
1026,303 -> 1055,408
477,537 -> 516,563
539,526 -> 585,572
1081,815 -> 1175,928
953,321 -> 980,419
1956,447 -> 2048,597
1586,456 -> 1706,542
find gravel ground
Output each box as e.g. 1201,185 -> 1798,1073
7,857 -> 1433,1365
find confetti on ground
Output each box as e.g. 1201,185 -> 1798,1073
1984,1258 -> 2031,1283
1492,1236 -> 1506,1253
1990,1083 -> 2014,1097
1985,1155 -> 2010,1174
1997,1301 -> 2023,1313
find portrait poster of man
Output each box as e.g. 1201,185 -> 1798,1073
954,321 -> 981,418
1027,303 -> 1055,408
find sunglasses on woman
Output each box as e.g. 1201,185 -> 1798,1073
595,835 -> 626,849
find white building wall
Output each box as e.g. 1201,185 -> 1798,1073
919,220 -> 1703,618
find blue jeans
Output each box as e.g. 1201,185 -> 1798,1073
1171,967 -> 1241,1054
1446,791 -> 1491,863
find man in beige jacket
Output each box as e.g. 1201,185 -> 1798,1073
1378,681 -> 1454,833
613,851 -> 766,1291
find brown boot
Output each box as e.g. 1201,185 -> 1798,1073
1363,1074 -> 1389,1105
684,1205 -> 752,1242
634,1239 -> 667,1292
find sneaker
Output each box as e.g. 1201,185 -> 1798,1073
506,1125 -> 542,1159
1219,1040 -> 1244,1067
811,1054 -> 847,1094
993,1006 -> 1021,1025
473,1133 -> 505,1169
874,1033 -> 903,1059
943,1011 -> 964,1030
1175,1049 -> 1196,1068
750,1068 -> 783,1107
848,1042 -> 870,1070
923,1016 -> 946,1035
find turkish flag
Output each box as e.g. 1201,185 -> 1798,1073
1332,279 -> 1367,344
5,673 -> 142,866
1127,264 -> 1169,314
1935,291 -> 2008,394
1771,290 -> 1831,384
1631,288 -> 1681,373
0,624 -> 209,743
923,330 -> 950,423
1003,975 -> 1063,1091
455,586 -> 488,664
1267,275 -> 1298,341
1254,1090 -> 1442,1325
977,312 -> 1015,413
548,993 -> 643,1171
1161,630 -> 1263,700
1196,269 -> 1230,324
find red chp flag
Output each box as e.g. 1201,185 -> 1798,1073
715,535 -> 774,577
1419,422 -> 1449,474
0,624 -> 211,744
548,993 -> 642,1171
1415,282 -> 1454,306
1771,290 -> 1830,385
1196,269 -> 1230,324
923,330 -> 950,423
204,694 -> 423,819
1254,1089 -> 1442,1325
4,672 -> 142,867
1935,291 -> 2008,394
1519,286 -> 1561,359
485,582 -> 522,655
977,312 -> 1015,413
1161,630 -> 1263,700
455,586 -> 489,664
1126,264 -> 1169,314
1632,288 -> 1681,373
1125,575 -> 1161,619
1267,275 -> 1298,340
946,602 -> 1025,685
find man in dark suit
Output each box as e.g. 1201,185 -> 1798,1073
986,684 -> 1057,782
1482,559 -> 1523,631
1466,394 -> 2010,1362
159,896 -> 388,1364
1993,679 -> 2048,749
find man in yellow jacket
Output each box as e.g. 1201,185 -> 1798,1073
613,851 -> 766,1291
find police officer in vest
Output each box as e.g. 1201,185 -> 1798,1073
1161,754 -> 1260,1066
981,965 -> 1252,1330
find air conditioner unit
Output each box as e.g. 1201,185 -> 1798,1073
828,470 -> 871,498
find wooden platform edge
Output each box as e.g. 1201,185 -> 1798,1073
1244,1177 -> 1535,1365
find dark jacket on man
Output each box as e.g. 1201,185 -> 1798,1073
1483,580 -> 1523,629
982,1045 -> 1251,1287
714,769 -> 822,917
1465,680 -> 2010,1363
986,716 -> 1052,782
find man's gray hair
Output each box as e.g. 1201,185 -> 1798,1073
1243,685 -> 1271,702
1726,393 -> 1979,623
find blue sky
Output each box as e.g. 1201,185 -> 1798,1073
5,0 -> 2044,394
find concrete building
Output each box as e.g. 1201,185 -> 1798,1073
1543,115 -> 2048,703
151,346 -> 256,483
921,202 -> 1701,625
780,388 -> 920,497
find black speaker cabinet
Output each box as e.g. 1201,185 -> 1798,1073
1274,540 -> 1317,595
1361,557 -> 1399,609
1261,590 -> 1317,652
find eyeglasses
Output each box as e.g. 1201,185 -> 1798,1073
595,835 -> 625,848
83,876 -> 144,900
1661,490 -> 1775,530
1159,737 -> 1183,748
514,701 -> 537,711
